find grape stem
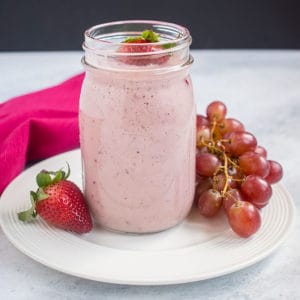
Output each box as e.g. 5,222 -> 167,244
221,151 -> 230,197
199,117 -> 232,197
227,157 -> 240,169
210,120 -> 217,147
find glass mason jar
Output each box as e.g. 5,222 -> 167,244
79,20 -> 195,233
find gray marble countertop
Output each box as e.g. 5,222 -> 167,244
0,50 -> 299,300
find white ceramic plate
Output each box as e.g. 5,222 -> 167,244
0,149 -> 295,285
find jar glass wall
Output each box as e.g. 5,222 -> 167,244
80,20 -> 195,233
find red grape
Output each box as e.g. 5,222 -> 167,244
197,147 -> 209,153
254,145 -> 267,158
241,175 -> 272,208
228,201 -> 261,238
197,114 -> 210,127
206,101 -> 227,122
196,152 -> 221,177
228,167 -> 244,188
226,131 -> 257,156
213,173 -> 235,191
223,189 -> 243,213
196,125 -> 210,147
265,160 -> 283,184
239,152 -> 270,178
219,118 -> 245,136
195,173 -> 201,185
194,176 -> 213,202
213,173 -> 227,191
197,189 -> 222,217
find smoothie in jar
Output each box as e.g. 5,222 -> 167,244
80,21 -> 195,233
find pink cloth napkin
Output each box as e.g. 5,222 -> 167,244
0,73 -> 84,194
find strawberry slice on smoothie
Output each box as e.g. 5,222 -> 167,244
118,30 -> 171,65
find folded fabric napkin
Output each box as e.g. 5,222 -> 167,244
0,73 -> 84,194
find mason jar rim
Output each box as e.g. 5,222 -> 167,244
82,20 -> 193,73
84,20 -> 191,50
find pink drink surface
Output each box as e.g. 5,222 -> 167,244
80,69 -> 195,233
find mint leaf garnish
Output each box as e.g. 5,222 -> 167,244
141,30 -> 159,42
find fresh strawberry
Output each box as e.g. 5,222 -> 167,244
117,30 -> 170,66
18,164 -> 93,234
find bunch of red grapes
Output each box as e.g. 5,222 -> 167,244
195,101 -> 283,238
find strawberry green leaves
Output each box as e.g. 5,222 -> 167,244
18,187 -> 49,222
17,191 -> 38,222
36,172 -> 52,188
36,163 -> 70,188
123,30 -> 160,43
141,30 -> 159,42
161,42 -> 176,49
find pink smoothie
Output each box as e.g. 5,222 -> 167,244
79,68 -> 195,233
